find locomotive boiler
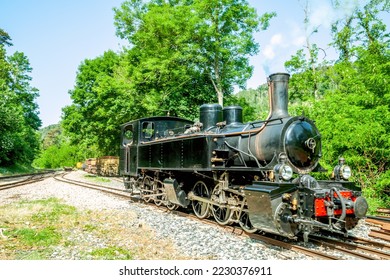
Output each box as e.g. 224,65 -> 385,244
120,72 -> 368,242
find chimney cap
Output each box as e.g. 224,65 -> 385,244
269,73 -> 290,82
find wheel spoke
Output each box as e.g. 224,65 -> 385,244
239,210 -> 257,233
191,181 -> 210,219
211,184 -> 231,225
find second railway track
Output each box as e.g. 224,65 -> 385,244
54,172 -> 132,199
0,171 -> 55,191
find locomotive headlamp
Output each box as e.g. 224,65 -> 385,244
281,165 -> 293,180
340,165 -> 351,180
332,157 -> 352,181
274,164 -> 293,181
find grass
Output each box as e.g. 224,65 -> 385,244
0,198 -> 77,259
90,246 -> 133,260
0,163 -> 36,176
0,197 -> 192,260
83,174 -> 111,183
12,226 -> 61,247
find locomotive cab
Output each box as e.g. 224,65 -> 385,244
120,116 -> 194,187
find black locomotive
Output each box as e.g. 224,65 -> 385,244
120,73 -> 368,242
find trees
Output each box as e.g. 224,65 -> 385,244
61,1 -> 272,157
115,2 -> 215,119
0,28 -> 12,47
190,0 -> 268,107
8,52 -> 41,130
33,142 -> 80,169
0,89 -> 24,165
233,84 -> 269,121
114,0 -> 274,110
62,50 -> 124,156
0,33 -> 41,167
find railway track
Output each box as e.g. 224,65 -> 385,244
111,177 -> 123,183
0,171 -> 55,191
365,215 -> 390,242
309,235 -> 390,260
242,231 -> 341,260
376,208 -> 390,217
369,228 -> 390,242
53,172 -> 131,199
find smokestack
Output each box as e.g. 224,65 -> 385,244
267,73 -> 290,119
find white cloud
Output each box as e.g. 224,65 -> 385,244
262,45 -> 275,59
309,3 -> 334,30
293,35 -> 306,46
308,0 -> 364,31
270,33 -> 283,45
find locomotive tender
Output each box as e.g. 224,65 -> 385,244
120,73 -> 368,242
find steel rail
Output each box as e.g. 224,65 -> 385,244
53,172 -> 132,199
310,236 -> 390,260
0,172 -> 55,191
369,229 -> 390,242
348,235 -> 390,251
365,217 -> 390,231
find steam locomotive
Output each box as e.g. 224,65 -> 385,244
120,73 -> 368,242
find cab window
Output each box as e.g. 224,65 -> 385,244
142,122 -> 155,140
123,125 -> 134,145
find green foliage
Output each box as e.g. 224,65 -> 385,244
313,53 -> 389,209
114,0 -> 271,107
331,0 -> 390,63
234,84 -> 269,120
61,1 -> 269,157
0,28 -> 12,46
312,77 -> 388,177
0,34 -> 41,167
363,170 -> 390,210
0,163 -> 36,175
0,93 -> 24,164
32,124 -> 87,169
285,47 -> 331,102
33,142 -> 80,169
8,51 -> 41,130
62,50 -> 126,156
118,3 -> 215,119
285,0 -> 389,210
39,124 -> 63,149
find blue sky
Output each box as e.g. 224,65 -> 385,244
1,0 -> 382,127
